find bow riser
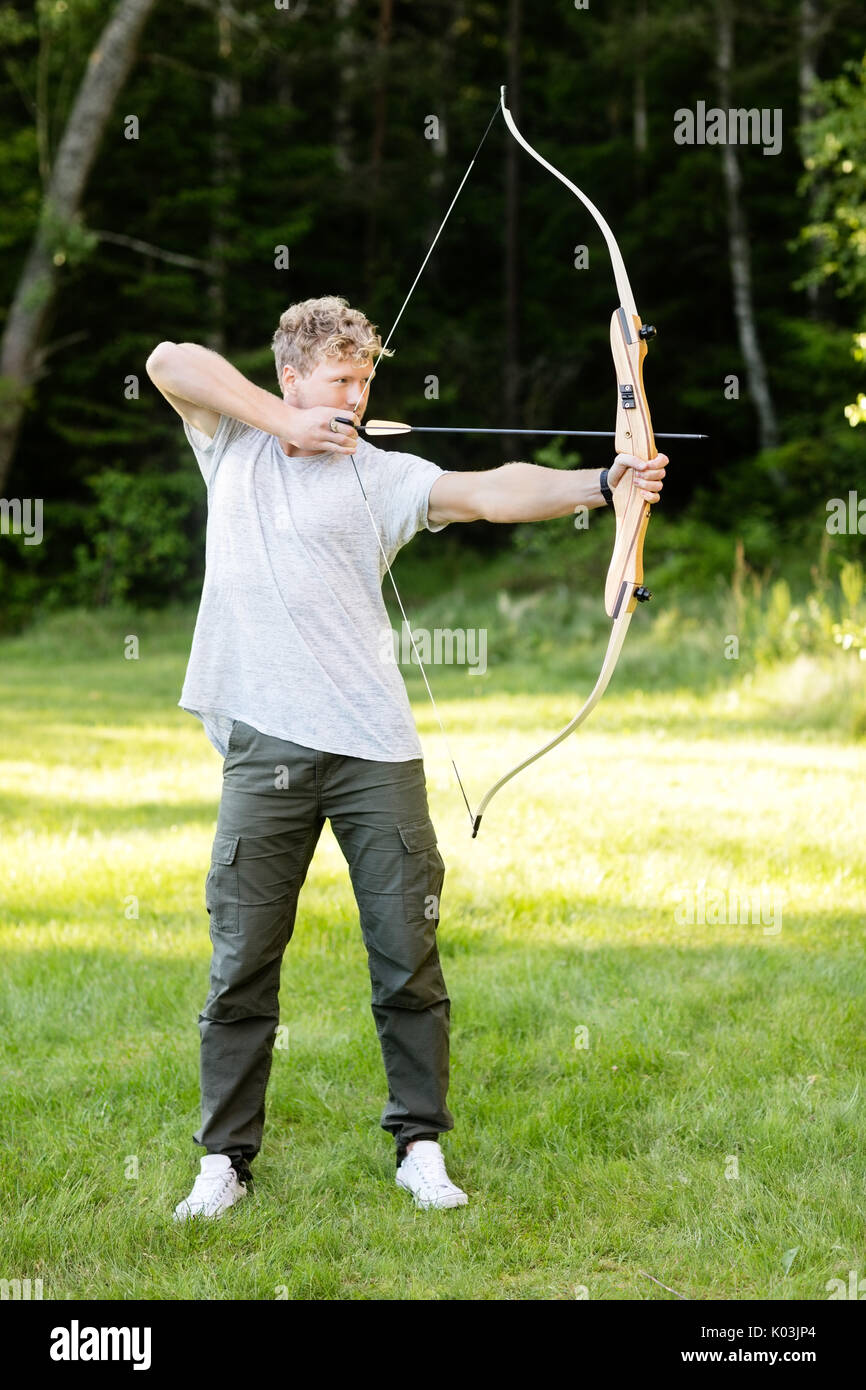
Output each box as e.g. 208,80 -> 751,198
604,308 -> 657,619
612,310 -> 657,458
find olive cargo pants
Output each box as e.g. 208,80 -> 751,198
192,719 -> 453,1168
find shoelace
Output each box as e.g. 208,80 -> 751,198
407,1148 -> 454,1192
189,1170 -> 238,1208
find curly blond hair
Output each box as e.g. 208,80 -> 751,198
271,295 -> 393,386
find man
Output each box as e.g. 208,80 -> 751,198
145,295 -> 666,1219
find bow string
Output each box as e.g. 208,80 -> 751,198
349,87 -> 661,837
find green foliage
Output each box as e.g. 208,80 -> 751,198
69,466 -> 203,608
798,53 -> 866,302
0,533 -> 46,634
845,332 -> 866,426
830,559 -> 866,659
798,51 -> 866,429
1,1 -> 865,635
726,537 -> 866,695
38,200 -> 99,268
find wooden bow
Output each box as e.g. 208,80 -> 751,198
470,88 -> 660,835
350,90 -> 664,838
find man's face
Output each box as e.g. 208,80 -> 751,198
281,355 -> 373,422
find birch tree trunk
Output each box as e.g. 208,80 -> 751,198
426,0 -> 464,220
504,0 -> 523,456
633,0 -> 648,157
206,1 -> 241,353
0,0 -> 159,494
715,0 -> 779,452
333,0 -> 357,175
798,0 -> 826,315
421,0 -> 458,381
364,0 -> 394,287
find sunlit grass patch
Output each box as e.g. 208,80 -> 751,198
0,602 -> 863,1300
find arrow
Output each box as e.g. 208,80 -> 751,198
334,416 -> 707,441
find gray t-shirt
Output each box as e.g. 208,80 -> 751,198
179,413 -> 449,760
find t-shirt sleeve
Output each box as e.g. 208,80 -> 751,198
373,446 -> 452,558
183,413 -> 258,487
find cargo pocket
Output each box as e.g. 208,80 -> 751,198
398,819 -> 444,928
205,833 -> 240,933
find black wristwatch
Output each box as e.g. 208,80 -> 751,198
599,469 -> 614,508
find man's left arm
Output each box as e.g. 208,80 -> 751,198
427,453 -> 668,526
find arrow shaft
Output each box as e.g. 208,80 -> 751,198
342,420 -> 705,441
339,417 -> 706,439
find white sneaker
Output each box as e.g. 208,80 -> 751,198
395,1141 -> 469,1210
173,1154 -> 247,1221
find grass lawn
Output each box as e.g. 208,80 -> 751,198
0,601 -> 863,1300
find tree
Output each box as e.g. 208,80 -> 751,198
0,0 -> 158,494
799,52 -> 866,426
715,0 -> 779,452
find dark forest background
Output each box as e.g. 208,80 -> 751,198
1,0 -> 865,634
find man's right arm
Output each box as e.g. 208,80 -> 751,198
144,342 -> 358,453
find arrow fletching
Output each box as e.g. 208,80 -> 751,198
359,419 -> 412,436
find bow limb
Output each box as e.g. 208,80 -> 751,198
499,87 -> 638,320
470,606 -> 634,837
500,84 -> 658,622
469,92 -> 660,836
